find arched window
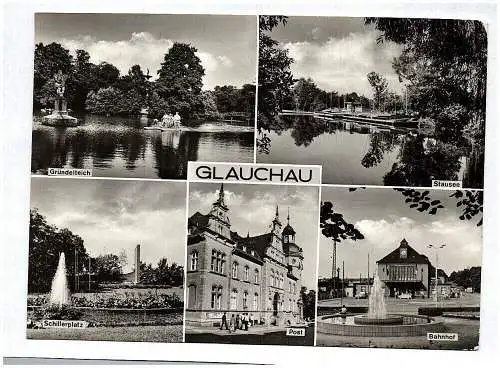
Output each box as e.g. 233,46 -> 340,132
254,269 -> 259,283
231,289 -> 238,310
244,265 -> 249,281
190,251 -> 198,271
232,262 -> 238,279
270,270 -> 274,286
243,291 -> 248,309
253,293 -> 259,310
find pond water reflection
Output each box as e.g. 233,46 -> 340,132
32,115 -> 254,179
257,115 -> 483,188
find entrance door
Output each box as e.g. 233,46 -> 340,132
273,292 -> 279,316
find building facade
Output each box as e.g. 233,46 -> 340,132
185,184 -> 304,327
377,239 -> 447,298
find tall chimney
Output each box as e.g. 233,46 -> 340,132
134,244 -> 140,284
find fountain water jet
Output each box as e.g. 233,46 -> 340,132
368,273 -> 387,319
354,273 -> 403,325
49,252 -> 71,307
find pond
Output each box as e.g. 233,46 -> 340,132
31,115 -> 255,179
257,115 -> 484,188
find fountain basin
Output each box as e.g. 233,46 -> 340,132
353,314 -> 404,325
317,314 -> 444,337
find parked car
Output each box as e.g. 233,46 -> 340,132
355,292 -> 367,299
397,293 -> 412,300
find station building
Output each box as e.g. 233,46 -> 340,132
185,184 -> 304,327
377,239 -> 447,298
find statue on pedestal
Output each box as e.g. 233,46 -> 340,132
53,70 -> 68,113
41,70 -> 78,127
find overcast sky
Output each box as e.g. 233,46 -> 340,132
267,16 -> 403,96
318,187 -> 483,279
189,183 -> 319,290
35,13 -> 257,90
31,178 -> 186,272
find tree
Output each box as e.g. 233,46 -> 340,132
365,18 -> 487,147
68,49 -> 96,111
293,78 -> 325,112
118,249 -> 128,269
93,254 -> 123,282
200,90 -> 221,120
156,42 -> 205,119
258,15 -> 295,131
320,201 -> 364,297
366,71 -> 388,111
236,83 -> 257,117
300,287 -> 316,321
85,87 -> 121,115
29,209 -> 89,292
139,259 -> 184,286
95,62 -> 120,89
34,42 -> 73,108
449,267 -> 481,292
213,85 -> 239,113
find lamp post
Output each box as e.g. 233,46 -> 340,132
428,244 -> 446,306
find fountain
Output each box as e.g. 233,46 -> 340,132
353,274 -> 403,325
317,272 -> 443,337
49,252 -> 71,307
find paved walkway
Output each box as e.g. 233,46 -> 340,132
186,325 -> 288,336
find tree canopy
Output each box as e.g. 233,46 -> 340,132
29,208 -> 89,292
365,18 -> 487,147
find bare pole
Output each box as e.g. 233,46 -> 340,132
331,239 -> 337,299
367,252 -> 370,297
88,256 -> 91,291
74,247 -> 78,292
341,261 -> 345,306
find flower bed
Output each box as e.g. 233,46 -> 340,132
27,291 -> 183,309
27,308 -> 183,327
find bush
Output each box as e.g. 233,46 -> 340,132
32,305 -> 83,321
418,306 -> 480,316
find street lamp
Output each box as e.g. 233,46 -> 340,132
428,244 -> 446,305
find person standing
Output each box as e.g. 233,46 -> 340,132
235,314 -> 240,330
220,312 -> 229,330
229,314 -> 235,333
244,313 -> 249,331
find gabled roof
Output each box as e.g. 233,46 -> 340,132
231,231 -> 273,259
377,239 -> 431,265
188,212 -> 209,228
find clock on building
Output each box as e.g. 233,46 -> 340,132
400,248 -> 407,258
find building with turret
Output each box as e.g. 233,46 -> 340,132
185,184 -> 304,327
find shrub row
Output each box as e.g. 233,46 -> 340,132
418,306 -> 480,316
27,292 -> 183,309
